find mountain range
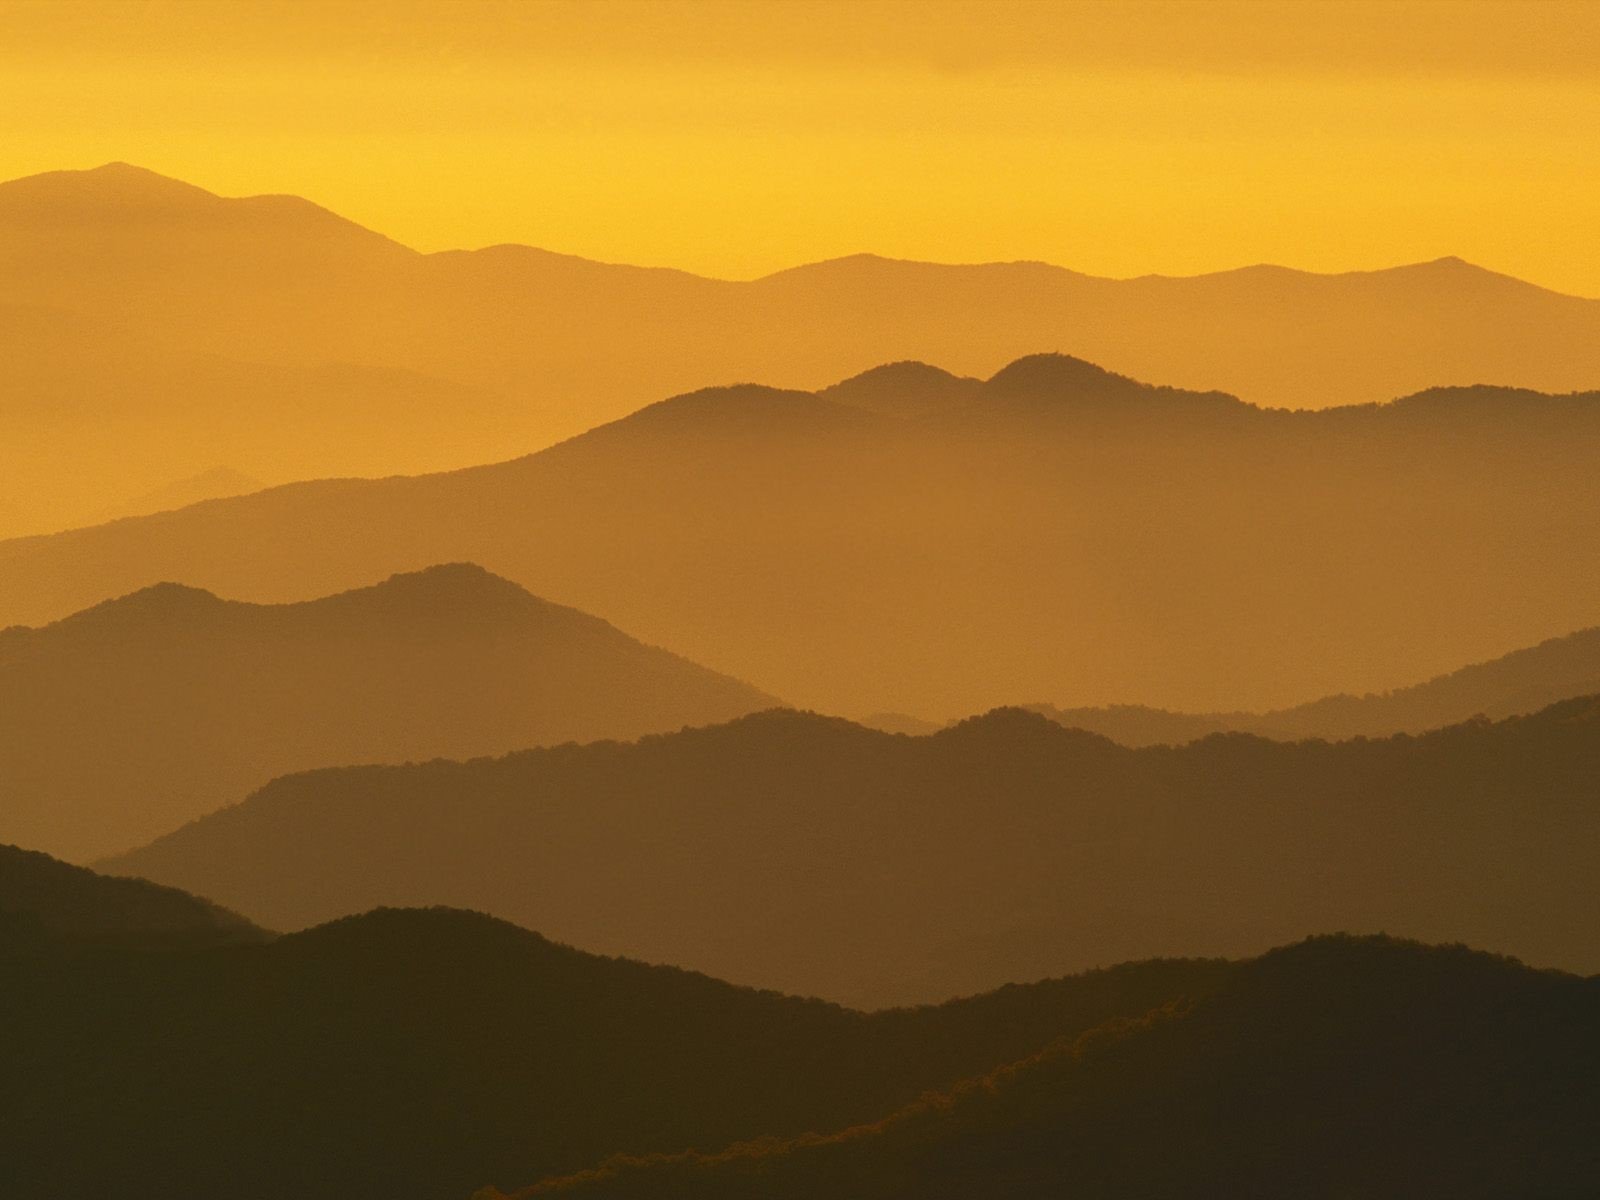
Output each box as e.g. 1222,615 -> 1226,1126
6,162 -> 1600,537
4,351 -> 1598,715
1,846 -> 1229,1200
5,848 -> 1594,1200
493,936 -> 1600,1200
0,564 -> 772,861
105,698 -> 1600,1007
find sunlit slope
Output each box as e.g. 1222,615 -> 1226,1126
6,164 -> 1600,533
5,356 -> 1598,716
107,701 -> 1600,1007
0,564 -> 773,862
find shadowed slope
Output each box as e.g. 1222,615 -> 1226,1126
0,843 -> 265,947
499,936 -> 1600,1200
0,854 -> 1230,1200
0,564 -> 774,861
107,699 -> 1600,1006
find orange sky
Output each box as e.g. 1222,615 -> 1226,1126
3,0 -> 1599,292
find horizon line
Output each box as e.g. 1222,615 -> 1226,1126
8,160 -> 1595,302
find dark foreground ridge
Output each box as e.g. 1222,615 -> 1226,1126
0,843 -> 266,947
494,935 -> 1600,1200
1,846 -> 1230,1200
4,849 -> 1594,1200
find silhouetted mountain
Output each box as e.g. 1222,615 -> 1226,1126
5,354 -> 1598,716
0,565 -> 774,861
0,843 -> 265,947
495,936 -> 1600,1200
107,699 -> 1600,1006
8,162 -> 1600,534
818,361 -> 982,418
1034,622 -> 1600,745
0,860 -> 1230,1200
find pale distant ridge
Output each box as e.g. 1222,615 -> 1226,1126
84,466 -> 264,526
1030,622 -> 1600,745
5,161 -> 1600,540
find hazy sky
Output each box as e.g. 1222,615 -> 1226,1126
4,0 -> 1598,291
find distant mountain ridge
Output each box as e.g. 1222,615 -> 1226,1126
1026,622 -> 1600,745
105,697 -> 1600,1006
0,564 -> 775,861
7,161 -> 1600,537
84,466 -> 264,525
4,351 -> 1599,717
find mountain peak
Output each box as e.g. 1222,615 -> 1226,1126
332,562 -> 549,615
99,580 -> 226,613
0,162 -> 412,257
833,361 -> 963,389
979,353 -> 1248,416
936,705 -> 1106,744
820,360 -> 983,419
0,162 -> 219,210
18,581 -> 231,641
986,353 -> 1126,392
606,383 -> 863,440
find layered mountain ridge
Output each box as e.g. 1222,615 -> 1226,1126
0,564 -> 774,861
4,351 -> 1597,717
7,161 -> 1600,538
104,697 -> 1600,1006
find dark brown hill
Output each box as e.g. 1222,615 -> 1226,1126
0,859 -> 1228,1200
497,936 -> 1600,1200
0,842 -> 264,947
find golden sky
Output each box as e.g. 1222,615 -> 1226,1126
3,0 -> 1599,292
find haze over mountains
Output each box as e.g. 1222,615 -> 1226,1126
8,151 -> 1600,1200
0,564 -> 773,861
1029,622 -> 1600,746
108,699 -> 1600,1007
6,351 -> 1599,715
84,466 -> 265,526
7,162 -> 1600,537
